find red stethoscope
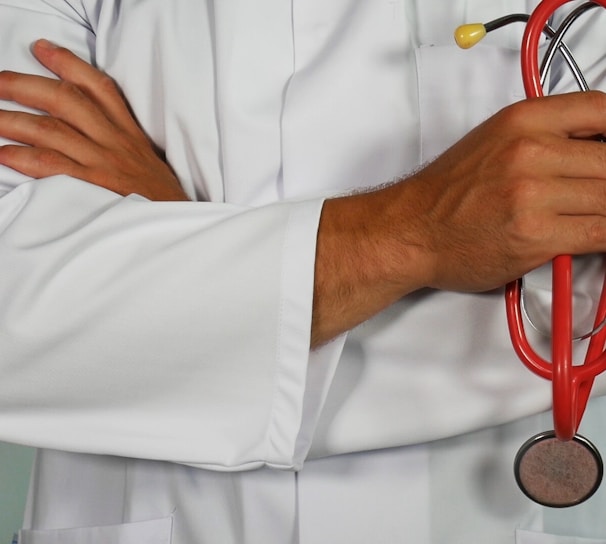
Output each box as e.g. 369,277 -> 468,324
457,0 -> 606,508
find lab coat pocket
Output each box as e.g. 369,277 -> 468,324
17,516 -> 172,544
516,528 -> 606,544
415,44 -> 525,162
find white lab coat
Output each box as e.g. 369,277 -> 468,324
0,0 -> 605,542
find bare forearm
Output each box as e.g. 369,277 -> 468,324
311,182 -> 429,347
311,92 -> 606,348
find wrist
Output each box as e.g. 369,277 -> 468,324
311,179 -> 432,347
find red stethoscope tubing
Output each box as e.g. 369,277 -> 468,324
506,0 -> 606,441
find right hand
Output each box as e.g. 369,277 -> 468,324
313,91 -> 606,345
399,91 -> 606,293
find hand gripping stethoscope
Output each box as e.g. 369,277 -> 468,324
456,0 -> 606,508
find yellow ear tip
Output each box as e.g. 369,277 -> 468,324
454,23 -> 487,49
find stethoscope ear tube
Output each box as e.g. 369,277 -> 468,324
521,0 -> 606,98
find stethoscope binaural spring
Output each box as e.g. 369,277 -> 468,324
456,0 -> 606,508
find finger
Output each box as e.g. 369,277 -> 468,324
556,179 -> 606,215
557,214 -> 606,255
546,138 -> 606,179
0,70 -> 119,147
522,91 -> 606,139
0,144 -> 88,181
510,176 -> 606,218
555,92 -> 606,139
31,39 -> 141,137
0,109 -> 99,165
488,130 -> 606,182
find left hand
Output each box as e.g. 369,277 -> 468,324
0,39 -> 189,201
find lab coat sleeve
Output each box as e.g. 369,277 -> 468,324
0,0 -> 340,471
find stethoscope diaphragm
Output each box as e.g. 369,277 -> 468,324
514,431 -> 603,508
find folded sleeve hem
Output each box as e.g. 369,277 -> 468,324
263,198 -> 345,469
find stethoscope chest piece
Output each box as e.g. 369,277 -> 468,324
514,431 -> 603,507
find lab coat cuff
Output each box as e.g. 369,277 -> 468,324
263,198 -> 345,470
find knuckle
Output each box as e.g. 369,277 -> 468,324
0,70 -> 18,84
34,148 -> 66,171
55,79 -> 78,97
586,90 -> 606,114
497,99 -> 534,129
0,71 -> 22,99
587,220 -> 606,245
478,110 -> 552,182
501,177 -> 548,240
96,73 -> 120,96
507,207 -> 543,243
501,134 -> 545,167
505,175 -> 536,204
53,80 -> 88,106
0,144 -> 20,162
33,114 -> 64,135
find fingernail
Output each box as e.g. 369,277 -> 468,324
36,39 -> 59,50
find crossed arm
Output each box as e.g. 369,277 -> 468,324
2,41 -> 606,347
